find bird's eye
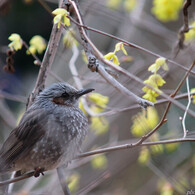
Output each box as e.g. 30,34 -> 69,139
62,92 -> 69,98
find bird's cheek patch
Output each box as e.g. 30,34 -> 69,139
52,97 -> 65,105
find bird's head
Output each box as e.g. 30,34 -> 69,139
37,83 -> 94,107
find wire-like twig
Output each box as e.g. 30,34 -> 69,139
57,167 -> 71,195
78,137 -> 195,158
181,77 -> 191,138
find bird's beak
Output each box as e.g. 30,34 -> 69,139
76,88 -> 94,98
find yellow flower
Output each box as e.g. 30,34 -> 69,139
191,88 -> 195,104
165,142 -> 179,153
147,106 -> 159,129
107,0 -> 122,9
67,173 -> 80,193
82,50 -> 88,64
88,93 -> 109,109
104,52 -> 120,65
52,8 -> 70,28
160,182 -> 174,195
8,33 -> 23,51
142,74 -> 165,102
131,107 -> 159,137
91,154 -> 108,169
63,29 -> 78,48
123,0 -> 137,12
152,0 -> 184,22
138,147 -> 150,164
27,35 -> 46,55
79,100 -> 87,115
90,116 -> 109,135
185,21 -> 195,41
150,144 -> 164,154
149,74 -> 166,87
148,57 -> 168,73
114,42 -> 127,55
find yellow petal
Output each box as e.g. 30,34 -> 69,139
114,42 -> 127,55
52,8 -> 67,15
91,154 -> 108,169
155,57 -> 166,66
112,55 -> 120,65
89,93 -> 109,108
104,52 -> 115,60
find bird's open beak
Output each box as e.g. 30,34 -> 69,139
76,88 -> 94,98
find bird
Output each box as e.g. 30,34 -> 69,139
0,82 -> 94,177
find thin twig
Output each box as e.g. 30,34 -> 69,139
22,41 -> 42,66
182,77 -> 191,138
0,171 -> 35,187
78,137 -> 195,158
0,90 -> 26,103
57,167 -> 71,195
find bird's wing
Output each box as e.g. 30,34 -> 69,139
0,108 -> 47,172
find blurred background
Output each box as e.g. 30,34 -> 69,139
0,0 -> 195,194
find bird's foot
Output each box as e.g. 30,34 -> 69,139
34,167 -> 45,177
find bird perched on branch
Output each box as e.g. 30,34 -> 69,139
0,83 -> 94,177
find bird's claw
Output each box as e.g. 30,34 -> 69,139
34,167 -> 45,177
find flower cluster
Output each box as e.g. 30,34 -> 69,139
52,8 -> 70,28
131,106 -> 159,137
104,42 -> 127,65
142,57 -> 168,102
27,35 -> 46,55
8,33 -> 23,51
79,92 -> 110,135
152,0 -> 184,22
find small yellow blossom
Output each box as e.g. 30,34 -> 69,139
67,173 -> 80,193
104,52 -> 120,65
114,42 -> 127,55
91,154 -> 108,169
79,100 -> 87,115
165,142 -> 179,153
107,0 -> 122,9
191,88 -> 195,104
52,8 -> 70,28
131,107 -> 159,137
90,116 -> 109,135
185,22 -> 195,41
138,147 -> 150,164
142,74 -> 165,102
148,57 -> 168,73
160,182 -> 174,195
27,35 -> 46,55
63,29 -> 78,48
123,0 -> 137,12
88,93 -> 109,109
152,0 -> 184,22
8,33 -> 23,51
